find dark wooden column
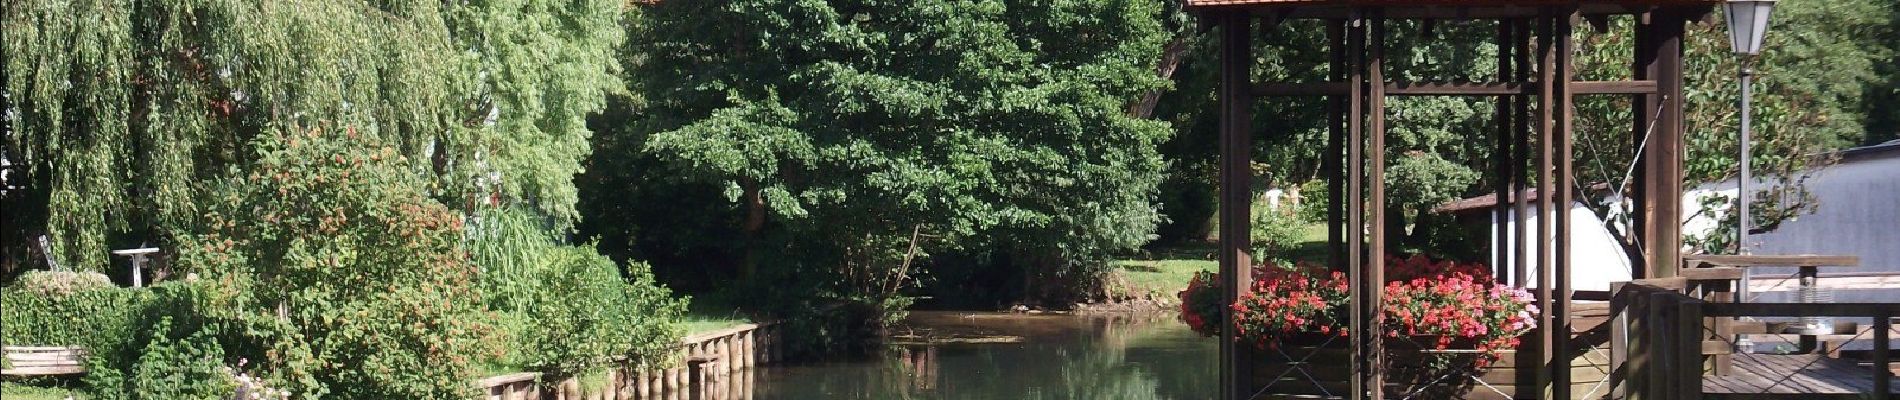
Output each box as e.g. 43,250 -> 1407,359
1365,10 -> 1388,400
1345,10 -> 1369,400
1492,19 -> 1517,284
1552,10 -> 1577,400
1534,13 -> 1557,399
1328,21 -> 1347,269
1639,11 -> 1687,279
1512,17 -> 1533,289
1630,12 -> 1656,280
1216,13 -> 1254,400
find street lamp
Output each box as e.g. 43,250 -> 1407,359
1725,0 -> 1777,352
1725,0 -> 1775,254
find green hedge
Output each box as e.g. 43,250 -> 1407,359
0,282 -> 150,365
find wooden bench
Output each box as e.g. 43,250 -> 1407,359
1,346 -> 88,376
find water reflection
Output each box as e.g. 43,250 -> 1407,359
740,311 -> 1218,400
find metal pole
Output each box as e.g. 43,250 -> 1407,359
1734,62 -> 1756,355
1738,64 -> 1753,255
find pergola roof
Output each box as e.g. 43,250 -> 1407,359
1186,0 -> 1723,18
1187,0 -> 1720,5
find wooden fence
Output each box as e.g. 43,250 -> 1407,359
477,322 -> 783,400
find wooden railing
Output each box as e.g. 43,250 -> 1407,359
1611,283 -> 1896,400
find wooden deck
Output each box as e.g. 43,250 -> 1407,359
1702,354 -> 1897,399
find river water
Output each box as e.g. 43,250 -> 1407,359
743,311 -> 1217,399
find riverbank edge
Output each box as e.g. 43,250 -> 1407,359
475,321 -> 783,399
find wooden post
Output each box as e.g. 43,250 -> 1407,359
1216,13 -> 1254,400
1367,10 -> 1388,400
1875,314 -> 1892,400
1493,19 -> 1516,282
1512,17 -> 1533,290
1643,11 -> 1687,279
1553,10 -> 1576,400
1610,283 -> 1632,400
1345,11 -> 1369,400
1535,13 -> 1557,400
1675,297 -> 1702,400
1645,291 -> 1671,400
1328,20 -> 1347,269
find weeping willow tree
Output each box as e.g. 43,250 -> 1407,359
2,0 -> 625,273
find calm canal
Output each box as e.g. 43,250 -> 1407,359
740,311 -> 1217,399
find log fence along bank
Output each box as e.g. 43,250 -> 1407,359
477,322 -> 782,400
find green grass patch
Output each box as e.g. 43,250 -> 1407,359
1110,221 -> 1332,300
679,296 -> 754,335
1110,258 -> 1216,299
0,383 -> 86,400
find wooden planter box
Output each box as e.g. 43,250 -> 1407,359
1249,331 -> 1610,400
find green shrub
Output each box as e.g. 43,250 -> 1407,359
128,319 -> 234,400
1251,206 -> 1305,255
172,126 -> 500,399
0,284 -> 149,368
12,271 -> 114,297
1296,180 -> 1330,223
517,246 -> 685,378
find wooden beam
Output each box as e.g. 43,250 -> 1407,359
1682,254 -> 1861,268
1253,82 -> 1350,97
1216,14 -> 1253,400
1253,4 -> 1667,21
1575,80 -> 1658,94
1387,81 -> 1525,95
1677,267 -> 1747,281
1254,80 -> 1657,97
1702,303 -> 1900,317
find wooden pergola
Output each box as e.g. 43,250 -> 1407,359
1187,1 -> 1722,399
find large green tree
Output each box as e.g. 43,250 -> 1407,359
610,0 -> 1172,307
2,0 -> 625,273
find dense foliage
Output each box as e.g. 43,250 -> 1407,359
515,246 -> 685,378
596,0 -> 1173,315
5,0 -> 685,396
2,0 -> 624,274
171,127 -> 501,399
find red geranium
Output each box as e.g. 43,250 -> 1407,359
1176,255 -> 1537,355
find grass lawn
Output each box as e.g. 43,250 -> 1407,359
0,383 -> 84,400
1110,258 -> 1215,299
680,297 -> 754,335
1109,221 -> 1331,299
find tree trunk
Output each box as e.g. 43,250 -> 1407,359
740,177 -> 765,281
1128,33 -> 1194,118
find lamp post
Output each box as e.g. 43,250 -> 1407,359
1725,0 -> 1776,353
1726,0 -> 1775,254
